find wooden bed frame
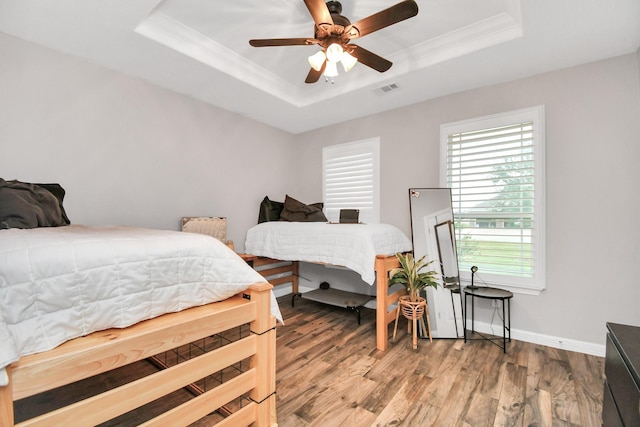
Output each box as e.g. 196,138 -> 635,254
247,254 -> 403,351
0,283 -> 277,427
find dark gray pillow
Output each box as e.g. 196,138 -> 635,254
258,196 -> 285,224
0,178 -> 70,229
280,195 -> 327,222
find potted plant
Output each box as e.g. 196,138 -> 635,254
389,252 -> 440,301
389,252 -> 440,347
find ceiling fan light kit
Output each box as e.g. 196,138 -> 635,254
308,50 -> 326,71
325,42 -> 344,62
340,51 -> 357,72
324,60 -> 339,79
308,43 -> 358,76
249,0 -> 419,84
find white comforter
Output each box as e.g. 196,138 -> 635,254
245,222 -> 413,285
0,225 -> 282,371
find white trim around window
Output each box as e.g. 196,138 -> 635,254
440,106 -> 546,294
323,138 -> 380,224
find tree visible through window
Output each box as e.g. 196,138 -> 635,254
441,106 -> 545,292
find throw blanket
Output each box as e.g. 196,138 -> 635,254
0,178 -> 70,229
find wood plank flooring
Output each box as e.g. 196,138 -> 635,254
276,295 -> 605,427
14,295 -> 605,426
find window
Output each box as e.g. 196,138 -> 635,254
440,106 -> 545,293
323,138 -> 380,224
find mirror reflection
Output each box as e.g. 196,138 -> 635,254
435,220 -> 459,289
409,188 -> 463,338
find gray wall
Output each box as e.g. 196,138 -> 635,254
292,53 -> 640,350
0,33 -> 296,244
2,31 -> 639,350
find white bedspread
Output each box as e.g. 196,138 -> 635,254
245,222 -> 413,285
0,225 -> 283,371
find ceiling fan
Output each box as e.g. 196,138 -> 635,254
249,0 -> 419,83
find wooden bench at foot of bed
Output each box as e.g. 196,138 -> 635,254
242,254 -> 404,351
0,283 -> 277,427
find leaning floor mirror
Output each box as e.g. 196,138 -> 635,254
409,188 -> 464,338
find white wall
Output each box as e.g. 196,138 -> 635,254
0,33 -> 296,249
293,53 -> 640,352
637,47 -> 640,115
2,31 -> 639,352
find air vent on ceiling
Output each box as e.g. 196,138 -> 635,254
376,83 -> 400,94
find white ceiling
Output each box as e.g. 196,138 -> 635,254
1,0 -> 639,134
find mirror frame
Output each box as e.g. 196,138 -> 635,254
408,188 -> 463,338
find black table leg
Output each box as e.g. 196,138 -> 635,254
502,299 -> 506,353
507,298 -> 511,342
462,287 -> 513,353
463,293 -> 468,343
471,293 -> 475,333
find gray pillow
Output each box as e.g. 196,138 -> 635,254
258,196 -> 284,223
0,178 -> 70,229
279,195 -> 327,222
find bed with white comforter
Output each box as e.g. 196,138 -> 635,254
244,222 -> 412,285
0,225 -> 282,372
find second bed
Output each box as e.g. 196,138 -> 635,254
245,221 -> 413,351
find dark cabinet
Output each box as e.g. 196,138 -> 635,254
603,322 -> 640,427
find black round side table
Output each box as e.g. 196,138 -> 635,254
463,286 -> 513,353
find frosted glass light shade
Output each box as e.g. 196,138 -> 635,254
308,50 -> 326,71
325,43 -> 344,62
324,60 -> 339,77
341,51 -> 358,72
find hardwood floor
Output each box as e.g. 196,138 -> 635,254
14,295 -> 605,426
275,295 -> 605,427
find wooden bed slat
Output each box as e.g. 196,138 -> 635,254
259,265 -> 296,278
216,402 -> 258,427
4,282 -> 277,426
139,371 -> 256,427
251,257 -> 289,268
268,275 -> 296,286
252,260 -> 298,290
11,295 -> 257,400
16,338 -> 257,427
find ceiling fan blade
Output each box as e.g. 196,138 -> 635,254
349,45 -> 392,72
249,38 -> 317,47
304,0 -> 333,27
305,61 -> 326,84
349,0 -> 418,39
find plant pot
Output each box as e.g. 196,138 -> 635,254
393,295 -> 431,349
398,295 -> 426,320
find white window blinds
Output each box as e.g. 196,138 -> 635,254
323,138 -> 380,224
441,106 -> 545,292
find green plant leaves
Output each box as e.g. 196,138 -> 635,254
388,252 -> 439,300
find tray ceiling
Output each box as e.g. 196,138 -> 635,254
0,0 -> 638,133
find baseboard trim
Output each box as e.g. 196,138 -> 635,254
470,320 -> 605,357
273,284 -> 606,357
